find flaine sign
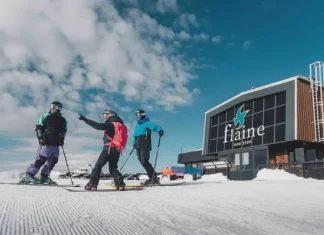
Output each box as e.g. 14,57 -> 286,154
223,104 -> 265,144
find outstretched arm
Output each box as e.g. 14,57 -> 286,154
79,114 -> 114,132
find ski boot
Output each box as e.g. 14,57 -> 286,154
19,173 -> 40,184
84,182 -> 97,191
39,174 -> 57,185
140,176 -> 160,186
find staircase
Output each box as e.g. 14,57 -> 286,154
310,61 -> 324,142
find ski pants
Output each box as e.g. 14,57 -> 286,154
137,148 -> 156,179
27,145 -> 59,177
90,147 -> 125,186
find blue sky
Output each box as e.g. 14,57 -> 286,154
0,0 -> 324,174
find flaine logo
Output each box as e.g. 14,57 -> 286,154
223,104 -> 265,144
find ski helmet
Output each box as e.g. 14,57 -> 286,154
135,109 -> 145,119
50,101 -> 62,112
102,109 -> 117,117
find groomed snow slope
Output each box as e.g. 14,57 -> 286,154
0,169 -> 324,235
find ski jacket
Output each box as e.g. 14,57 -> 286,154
133,117 -> 162,150
84,115 -> 124,149
36,112 -> 68,146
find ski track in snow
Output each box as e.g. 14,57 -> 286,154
0,179 -> 324,235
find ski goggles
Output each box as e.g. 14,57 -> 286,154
102,113 -> 109,119
50,104 -> 62,111
135,112 -> 145,118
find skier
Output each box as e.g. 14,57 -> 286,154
78,109 -> 127,191
20,101 -> 67,184
133,109 -> 164,185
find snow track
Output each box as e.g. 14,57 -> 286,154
1,178 -> 324,235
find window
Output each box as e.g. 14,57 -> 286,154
289,152 -> 295,162
235,153 -> 240,165
217,138 -> 224,152
252,135 -> 262,146
265,95 -> 275,109
211,126 -> 218,139
244,101 -> 253,115
218,123 -> 225,137
264,109 -> 275,126
275,124 -> 285,142
263,126 -> 274,144
211,115 -> 218,126
295,148 -> 305,162
219,111 -> 226,123
253,112 -> 263,127
306,149 -> 316,161
243,115 -> 252,129
242,151 -> 253,169
225,138 -> 233,150
276,92 -> 286,106
254,149 -> 267,168
227,108 -> 234,121
209,140 -> 217,153
275,105 -> 286,124
228,153 -> 239,171
254,98 -> 263,113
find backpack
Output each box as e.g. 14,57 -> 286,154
104,122 -> 128,156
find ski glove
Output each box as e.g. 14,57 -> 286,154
38,138 -> 45,146
60,137 -> 65,146
79,114 -> 87,121
158,130 -> 164,137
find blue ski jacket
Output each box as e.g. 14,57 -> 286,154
133,117 -> 162,149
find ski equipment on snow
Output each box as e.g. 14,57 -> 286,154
63,186 -> 144,192
62,146 -> 74,185
104,181 -> 186,188
120,147 -> 135,171
0,182 -> 81,187
104,122 -> 128,155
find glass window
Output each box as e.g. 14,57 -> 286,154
225,139 -> 233,150
264,109 -> 275,126
276,92 -> 286,106
254,98 -> 263,113
265,95 -> 275,109
210,126 -> 218,139
227,108 -> 234,122
235,153 -> 240,165
275,105 -> 286,124
252,135 -> 262,146
253,112 -> 263,127
211,115 -> 218,126
306,149 -> 316,161
275,124 -> 285,142
244,101 -> 253,115
219,111 -> 226,123
263,126 -> 274,144
209,140 -> 217,153
217,138 -> 224,152
295,148 -> 305,162
228,153 -> 239,171
289,152 -> 295,162
254,149 -> 267,168
242,151 -> 253,169
243,115 -> 252,129
218,123 -> 225,137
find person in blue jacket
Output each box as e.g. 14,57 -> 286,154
133,109 -> 164,185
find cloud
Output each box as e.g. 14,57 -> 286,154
176,30 -> 191,41
212,35 -> 223,44
243,40 -> 253,49
0,0 -> 199,171
174,13 -> 199,30
156,0 -> 179,14
193,33 -> 209,42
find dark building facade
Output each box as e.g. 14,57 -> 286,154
178,75 -> 324,180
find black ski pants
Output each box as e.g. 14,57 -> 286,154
137,148 -> 156,179
90,147 -> 125,186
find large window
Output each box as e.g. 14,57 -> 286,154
208,91 -> 286,153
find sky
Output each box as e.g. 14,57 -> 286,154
0,0 -> 324,174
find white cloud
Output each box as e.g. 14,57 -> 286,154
0,0 -> 200,171
156,0 -> 179,14
176,30 -> 191,41
175,13 -> 199,30
243,40 -> 253,49
212,35 -> 223,44
193,33 -> 209,42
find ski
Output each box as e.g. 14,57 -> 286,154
0,182 -> 81,187
63,186 -> 144,192
104,181 -> 186,189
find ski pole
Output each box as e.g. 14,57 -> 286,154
153,136 -> 162,179
61,146 -> 74,185
120,147 -> 135,171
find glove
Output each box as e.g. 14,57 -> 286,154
158,130 -> 164,137
133,144 -> 137,150
79,113 -> 87,121
60,137 -> 65,146
38,138 -> 45,146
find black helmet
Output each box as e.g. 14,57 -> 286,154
102,109 -> 117,116
135,109 -> 145,119
50,101 -> 62,111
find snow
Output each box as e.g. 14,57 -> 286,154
1,169 -> 324,234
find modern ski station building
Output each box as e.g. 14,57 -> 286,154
178,62 -> 324,180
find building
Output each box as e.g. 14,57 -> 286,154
178,62 -> 324,180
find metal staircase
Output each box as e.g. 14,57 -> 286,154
310,61 -> 324,142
